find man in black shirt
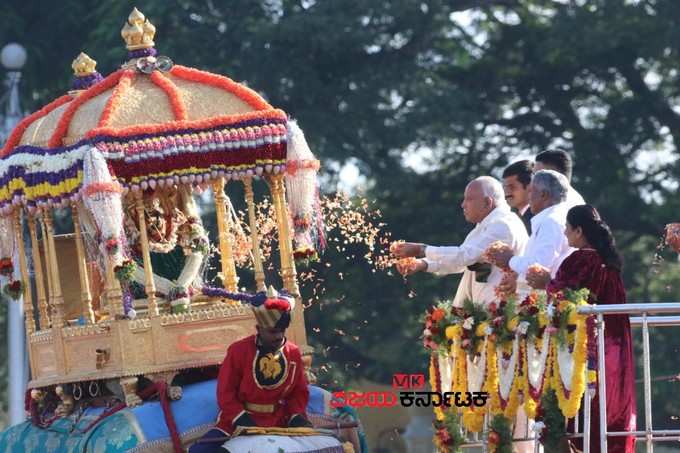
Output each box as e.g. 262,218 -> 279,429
502,160 -> 534,234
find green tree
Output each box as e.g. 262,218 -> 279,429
2,0 -> 680,431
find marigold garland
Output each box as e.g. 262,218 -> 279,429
48,70 -> 125,147
83,181 -> 123,197
429,353 -> 445,422
550,313 -> 588,419
425,291 -> 592,444
285,159 -> 321,176
150,70 -> 188,121
498,340 -> 523,419
97,70 -> 135,129
88,108 -> 287,139
170,65 -> 272,110
523,339 -> 538,419
462,408 -> 484,433
0,94 -> 72,156
485,335 -> 500,414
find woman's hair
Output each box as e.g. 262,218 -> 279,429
567,205 -> 622,270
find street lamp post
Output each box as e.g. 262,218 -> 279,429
0,42 -> 28,427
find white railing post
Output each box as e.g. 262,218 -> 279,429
642,312 -> 654,453
596,313 -> 608,453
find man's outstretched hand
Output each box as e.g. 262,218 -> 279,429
526,264 -> 551,289
484,241 -> 514,269
390,242 -> 426,259
396,258 -> 427,276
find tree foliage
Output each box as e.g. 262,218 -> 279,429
2,0 -> 680,428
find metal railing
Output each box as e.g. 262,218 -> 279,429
576,302 -> 680,453
455,303 -> 680,453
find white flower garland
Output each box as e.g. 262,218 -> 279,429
466,337 -> 488,393
527,332 -> 552,389
438,353 -> 453,394
0,145 -> 87,180
0,214 -> 15,259
82,146 -> 124,265
557,344 -> 575,392
497,335 -> 520,400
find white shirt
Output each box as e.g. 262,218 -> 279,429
509,203 -> 574,280
424,205 -> 528,307
566,186 -> 585,209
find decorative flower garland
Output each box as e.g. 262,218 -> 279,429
425,288 -> 593,443
285,159 -> 320,176
488,415 -> 513,453
0,94 -> 72,156
0,257 -> 13,276
97,70 -> 135,129
169,65 -> 273,111
535,388 -> 565,451
0,111 -> 289,211
433,410 -> 466,453
167,286 -> 191,314
48,70 -> 125,148
429,354 -> 445,422
666,223 -> 680,253
3,279 -> 24,300
496,335 -> 522,418
550,295 -> 588,418
150,71 -> 188,121
114,259 -> 137,282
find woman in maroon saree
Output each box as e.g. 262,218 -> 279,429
528,205 -> 636,453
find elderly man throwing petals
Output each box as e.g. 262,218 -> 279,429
486,170 -> 575,296
392,176 -> 527,307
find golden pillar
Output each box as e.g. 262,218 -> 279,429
71,205 -> 95,324
269,174 -> 299,296
134,193 -> 159,317
28,216 -> 50,329
43,210 -> 65,329
105,260 -> 125,318
268,174 -> 306,345
40,219 -> 54,316
212,178 -> 238,292
243,177 -> 266,292
13,210 -> 35,335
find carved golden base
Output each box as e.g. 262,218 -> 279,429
28,303 -> 259,390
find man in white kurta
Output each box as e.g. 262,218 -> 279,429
485,170 -> 575,453
488,170 -> 575,285
393,176 -> 528,307
534,150 -> 585,209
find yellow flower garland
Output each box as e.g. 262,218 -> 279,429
550,313 -> 588,418
463,408 -> 485,433
500,340 -> 523,419
430,353 -> 445,422
523,338 -> 545,419
485,336 -> 500,414
427,297 -> 592,437
451,339 -> 468,397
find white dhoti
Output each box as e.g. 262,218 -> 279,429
513,405 -> 542,453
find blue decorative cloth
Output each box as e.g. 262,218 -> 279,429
0,381 -> 367,453
0,380 -> 219,452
